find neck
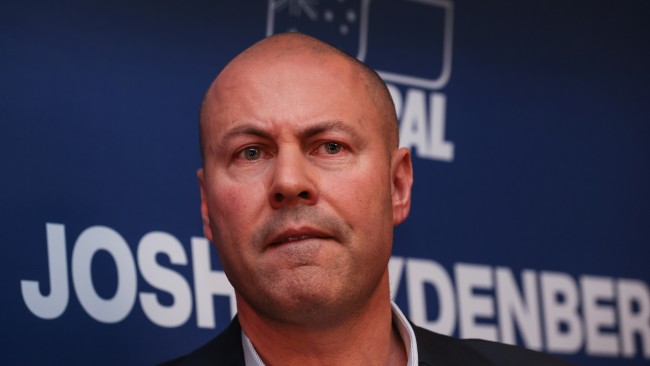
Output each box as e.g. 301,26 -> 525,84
237,271 -> 406,366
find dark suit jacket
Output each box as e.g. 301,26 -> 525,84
160,316 -> 573,365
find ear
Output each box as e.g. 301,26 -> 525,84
391,147 -> 413,226
197,168 -> 214,242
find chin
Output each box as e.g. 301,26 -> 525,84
269,297 -> 350,327
256,276 -> 353,326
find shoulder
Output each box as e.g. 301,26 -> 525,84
411,323 -> 491,365
412,324 -> 574,366
461,339 -> 575,366
158,317 -> 244,366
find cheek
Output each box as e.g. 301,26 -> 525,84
330,166 -> 393,231
208,179 -> 266,241
207,181 -> 265,276
332,171 -> 394,276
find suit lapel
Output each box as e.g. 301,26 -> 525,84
412,323 -> 493,366
188,316 -> 246,366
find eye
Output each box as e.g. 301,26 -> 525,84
240,146 -> 262,161
322,142 -> 342,154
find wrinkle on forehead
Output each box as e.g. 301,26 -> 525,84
199,33 -> 398,164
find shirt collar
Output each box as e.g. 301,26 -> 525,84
242,329 -> 265,366
391,300 -> 419,366
241,301 -> 418,366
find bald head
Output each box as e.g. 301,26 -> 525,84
199,33 -> 398,164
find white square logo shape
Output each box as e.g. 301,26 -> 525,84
267,0 -> 453,90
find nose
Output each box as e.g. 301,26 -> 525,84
268,147 -> 318,209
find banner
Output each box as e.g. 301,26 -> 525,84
2,1 -> 648,364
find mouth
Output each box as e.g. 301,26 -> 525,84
269,229 -> 332,247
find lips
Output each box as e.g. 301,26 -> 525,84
269,228 -> 331,246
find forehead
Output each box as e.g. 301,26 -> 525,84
203,51 -> 380,137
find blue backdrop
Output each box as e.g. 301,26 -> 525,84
2,1 -> 649,365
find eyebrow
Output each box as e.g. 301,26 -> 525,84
221,120 -> 362,142
221,124 -> 272,142
298,120 -> 361,141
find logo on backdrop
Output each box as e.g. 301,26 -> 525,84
266,0 -> 455,161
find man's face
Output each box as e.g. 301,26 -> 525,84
199,49 -> 411,324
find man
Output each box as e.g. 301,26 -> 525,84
164,33 -> 570,365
